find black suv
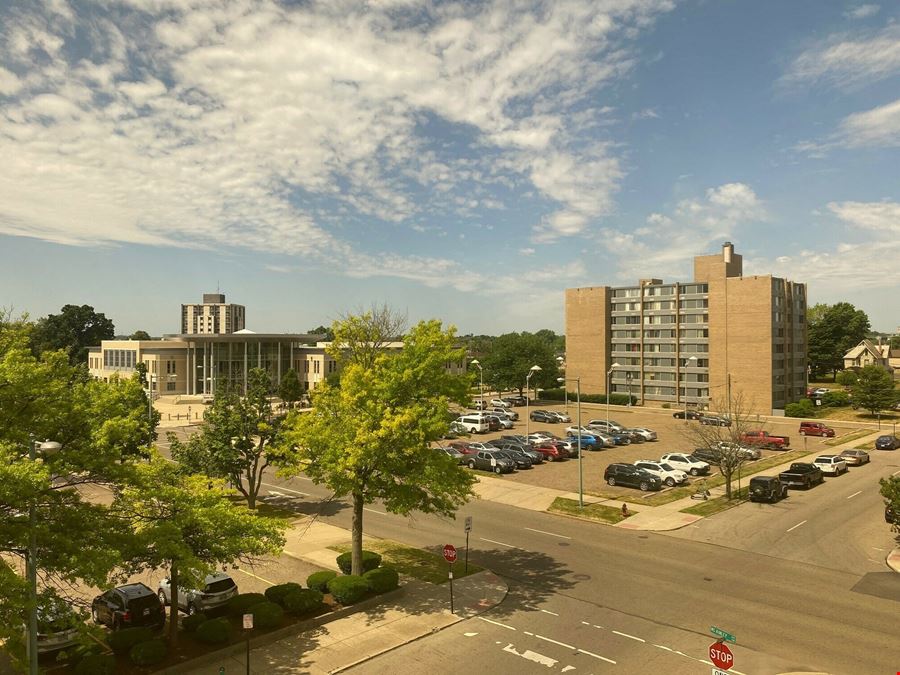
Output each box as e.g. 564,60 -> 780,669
92,583 -> 165,630
529,410 -> 557,423
603,464 -> 662,491
699,415 -> 732,427
749,476 -> 788,503
691,447 -> 722,464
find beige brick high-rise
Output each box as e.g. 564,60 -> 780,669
565,243 -> 807,414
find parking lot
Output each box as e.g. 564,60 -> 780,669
455,403 -> 841,500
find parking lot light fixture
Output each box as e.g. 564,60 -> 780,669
556,357 -> 567,412
606,363 -> 620,426
559,376 -> 583,507
684,355 -> 698,422
470,359 -> 483,408
525,365 -> 542,439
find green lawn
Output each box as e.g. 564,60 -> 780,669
548,497 -> 630,524
825,429 -> 874,446
681,487 -> 749,517
328,539 -> 483,585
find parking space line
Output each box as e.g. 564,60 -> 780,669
533,634 -> 575,650
478,617 -> 516,631
363,507 -> 387,515
786,520 -> 807,533
524,527 -> 571,540
612,630 -> 645,642
846,490 -> 861,499
480,537 -> 518,549
577,648 -> 616,665
261,482 -> 309,496
539,609 -> 559,616
235,567 -> 276,586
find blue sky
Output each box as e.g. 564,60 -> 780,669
1,0 -> 898,336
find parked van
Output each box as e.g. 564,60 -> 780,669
456,415 -> 489,434
798,421 -> 835,438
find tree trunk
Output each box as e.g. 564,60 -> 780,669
351,492 -> 364,576
168,563 -> 179,648
723,470 -> 733,500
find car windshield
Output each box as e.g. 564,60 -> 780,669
660,463 -> 675,471
128,593 -> 160,612
205,578 -> 237,594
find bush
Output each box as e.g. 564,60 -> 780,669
195,617 -> 230,644
250,601 -> 284,629
363,567 -> 399,594
227,592 -> 267,615
264,582 -> 303,607
129,638 -> 168,667
539,388 -> 635,406
823,390 -> 850,407
107,626 -> 154,655
785,399 -> 816,418
181,612 -> 207,633
74,654 -> 115,675
327,575 -> 371,605
336,550 -> 382,575
283,588 -> 324,615
307,570 -> 337,593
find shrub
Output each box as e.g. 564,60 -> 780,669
195,617 -> 230,644
785,399 -> 816,418
227,592 -> 267,615
538,388 -> 635,406
327,575 -> 370,605
822,390 -> 850,407
307,570 -> 337,593
336,550 -> 382,575
264,582 -> 303,607
181,612 -> 207,633
363,567 -> 399,594
661,403 -> 671,409
129,638 -> 168,667
107,626 -> 154,655
74,654 -> 115,675
250,601 -> 284,629
283,588 -> 324,615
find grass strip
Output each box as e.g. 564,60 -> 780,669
825,429 -> 874,446
328,539 -> 483,585
548,496 -> 630,524
680,487 -> 749,517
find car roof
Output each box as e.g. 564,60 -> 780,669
116,583 -> 154,597
816,455 -> 836,459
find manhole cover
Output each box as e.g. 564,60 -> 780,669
572,573 -> 592,581
704,577 -> 713,582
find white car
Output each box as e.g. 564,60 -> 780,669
813,455 -> 848,476
660,453 -> 710,476
629,428 -> 657,441
587,419 -> 625,433
158,572 -> 238,615
527,432 -> 555,444
490,398 -> 511,408
566,425 -> 596,437
715,441 -> 761,460
486,414 -> 514,429
549,411 -> 571,423
492,407 -> 519,421
634,460 -> 689,487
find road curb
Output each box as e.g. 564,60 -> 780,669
887,547 -> 900,573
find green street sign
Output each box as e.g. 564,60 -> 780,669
710,626 -> 737,643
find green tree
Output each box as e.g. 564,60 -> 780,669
278,369 -> 304,407
835,370 -> 858,387
534,328 -> 565,354
279,317 -> 476,576
481,332 -> 560,396
880,476 -> 900,536
129,330 -> 152,340
807,302 -> 870,378
849,365 -> 897,416
890,335 -> 900,351
307,325 -> 335,341
31,304 -> 115,366
115,456 -> 285,647
170,369 -> 283,509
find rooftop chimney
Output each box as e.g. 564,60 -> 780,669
722,241 -> 734,263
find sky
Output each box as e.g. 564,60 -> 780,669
1,0 -> 898,337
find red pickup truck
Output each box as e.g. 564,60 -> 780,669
740,430 -> 790,450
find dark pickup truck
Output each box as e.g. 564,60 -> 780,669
778,462 -> 824,489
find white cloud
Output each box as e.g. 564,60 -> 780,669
844,4 -> 880,19
827,200 -> 900,233
796,97 -> 900,154
631,107 -> 659,120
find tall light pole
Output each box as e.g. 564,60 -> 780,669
684,355 -> 697,422
470,359 -> 483,409
146,371 -> 157,447
525,365 -> 542,440
556,356 -> 567,412
27,439 -> 61,675
606,362 -> 620,426
559,376 -> 582,507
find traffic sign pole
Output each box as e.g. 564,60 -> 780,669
709,641 -> 734,670
464,516 -> 472,574
449,564 -> 454,614
443,544 -> 457,614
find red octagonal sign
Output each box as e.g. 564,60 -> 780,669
709,642 -> 734,670
443,544 -> 457,564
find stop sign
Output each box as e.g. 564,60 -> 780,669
709,642 -> 734,670
443,544 -> 457,564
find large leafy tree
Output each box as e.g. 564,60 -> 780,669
31,304 -> 115,366
129,330 -> 152,340
807,302 -> 870,378
849,365 -> 897,416
115,456 -> 285,647
481,332 -> 560,396
279,316 -> 476,575
307,325 -> 335,341
881,476 -> 900,536
170,368 -> 283,509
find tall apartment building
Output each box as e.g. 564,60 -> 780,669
181,293 -> 246,335
565,243 -> 807,414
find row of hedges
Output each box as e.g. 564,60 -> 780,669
539,388 -> 636,406
785,391 -> 851,417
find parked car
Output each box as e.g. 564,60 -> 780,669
741,430 -> 790,449
158,572 -> 238,616
566,425 -> 597,436
556,438 -> 581,455
492,407 -> 519,421
447,441 -> 479,459
562,430 -> 601,448
603,464 -> 662,491
527,431 -> 557,444
589,432 -> 615,448
608,430 -> 634,445
699,414 -> 731,427
807,387 -> 830,398
532,441 -> 569,461
492,441 -> 543,464
672,410 -> 702,420
778,462 -> 824,489
500,434 -> 532,446
490,398 -> 511,408
486,414 -> 514,430
715,441 -> 762,460
439,446 -> 467,465
628,428 -> 657,442
660,453 -> 710,476
691,447 -> 722,465
33,594 -> 81,654
443,420 -> 467,438
466,441 -> 500,452
456,415 -> 489,434
471,399 -> 488,410
634,460 -> 688,487
799,421 -> 835,437
749,476 -> 788,503
503,395 -> 528,407
548,411 -> 572,423
813,455 -> 848,476
467,450 -> 515,474
92,583 -> 165,630
486,448 -> 532,470
875,435 -> 900,450
530,410 -> 558,423
839,449 -> 870,465
587,419 -> 625,433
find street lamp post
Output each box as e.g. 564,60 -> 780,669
606,362 -> 620,427
27,439 -> 61,675
146,372 -> 157,447
470,360 -> 483,409
684,355 -> 698,422
556,356 -> 567,412
524,365 -> 542,440
559,376 -> 582,507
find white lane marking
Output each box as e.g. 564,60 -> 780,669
786,519 -> 807,533
363,507 -> 386,515
561,667 -> 576,673
653,644 -> 673,651
592,624 -> 604,629
463,632 -> 478,637
480,537 -> 518,549
893,469 -> 900,476
846,490 -> 862,499
577,648 -> 616,665
524,527 -> 572,540
612,630 -> 645,642
261,482 -> 309,496
872,547 -> 885,551
478,617 -> 516,631
533,634 -> 575,650
234,568 -> 275,586
581,621 -> 591,625
502,644 -> 557,668
540,609 -> 559,616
